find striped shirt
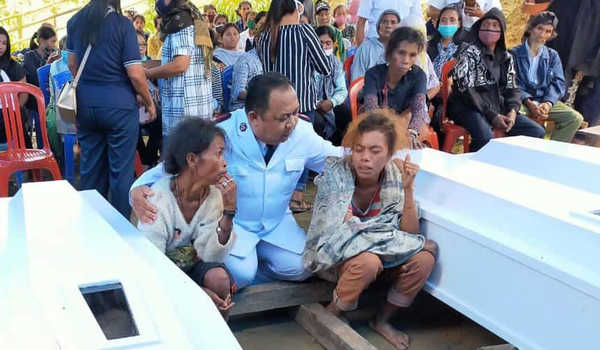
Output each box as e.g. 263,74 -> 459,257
230,49 -> 263,111
350,187 -> 383,220
256,23 -> 332,113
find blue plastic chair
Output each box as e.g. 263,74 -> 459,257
37,64 -> 51,107
222,66 -> 233,113
51,69 -> 76,184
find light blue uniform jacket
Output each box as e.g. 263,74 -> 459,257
131,109 -> 343,259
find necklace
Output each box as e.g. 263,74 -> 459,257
172,176 -> 208,210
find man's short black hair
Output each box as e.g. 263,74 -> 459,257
245,73 -> 295,115
385,27 -> 425,61
315,25 -> 335,42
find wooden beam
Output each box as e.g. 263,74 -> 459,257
230,280 -> 335,317
294,303 -> 377,350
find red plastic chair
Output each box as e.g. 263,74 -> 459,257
349,77 -> 364,121
134,151 -> 144,178
0,82 -> 62,196
440,59 -> 471,153
344,55 -> 355,85
441,60 -> 506,153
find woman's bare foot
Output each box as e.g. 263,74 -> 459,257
325,302 -> 342,316
369,319 -> 410,350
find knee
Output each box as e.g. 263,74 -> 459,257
203,267 -> 231,298
344,252 -> 383,282
226,258 -> 258,290
423,239 -> 438,259
412,250 -> 436,277
572,111 -> 584,125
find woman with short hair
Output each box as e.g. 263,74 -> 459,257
138,118 -> 237,319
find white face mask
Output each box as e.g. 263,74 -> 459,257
324,48 -> 333,56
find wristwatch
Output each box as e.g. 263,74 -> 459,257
223,209 -> 236,218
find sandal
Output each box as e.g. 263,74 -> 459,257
290,199 -> 313,213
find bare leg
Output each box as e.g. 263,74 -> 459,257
369,302 -> 410,350
203,267 -> 234,320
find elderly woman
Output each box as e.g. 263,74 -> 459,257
138,118 -> 237,318
303,109 -> 438,350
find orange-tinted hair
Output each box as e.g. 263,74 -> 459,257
342,109 -> 410,155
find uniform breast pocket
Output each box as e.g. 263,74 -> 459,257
285,158 -> 305,173
228,166 -> 248,181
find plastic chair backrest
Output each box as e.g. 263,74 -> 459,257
441,59 -> 456,122
52,70 -> 73,92
0,82 -> 50,151
222,66 -> 233,112
344,55 -> 355,85
37,64 -> 51,107
349,76 -> 364,121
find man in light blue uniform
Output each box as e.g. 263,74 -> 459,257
130,73 -> 343,289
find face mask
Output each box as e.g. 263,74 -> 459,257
155,0 -> 176,17
438,24 -> 458,39
248,20 -> 256,30
324,48 -> 333,56
478,29 -> 501,46
334,15 -> 347,26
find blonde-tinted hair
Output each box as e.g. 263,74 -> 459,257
342,109 -> 409,155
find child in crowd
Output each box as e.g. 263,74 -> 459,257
333,4 -> 355,44
315,1 -> 346,62
313,26 -> 348,140
235,1 -> 253,32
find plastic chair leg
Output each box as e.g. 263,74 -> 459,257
63,134 -> 76,183
32,169 -> 42,181
48,162 -> 63,181
0,172 -> 9,197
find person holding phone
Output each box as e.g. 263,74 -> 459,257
427,0 -> 502,31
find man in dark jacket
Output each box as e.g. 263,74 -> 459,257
448,8 -> 545,151
510,11 -> 583,143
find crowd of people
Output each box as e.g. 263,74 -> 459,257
1,0 -> 599,348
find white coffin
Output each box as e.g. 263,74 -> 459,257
0,181 -> 241,349
412,137 -> 600,350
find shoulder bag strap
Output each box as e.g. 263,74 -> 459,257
73,44 -> 91,89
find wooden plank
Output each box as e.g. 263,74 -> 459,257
478,345 -> 518,350
230,280 -> 335,317
294,303 -> 377,350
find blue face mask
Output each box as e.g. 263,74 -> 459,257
438,24 -> 458,39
